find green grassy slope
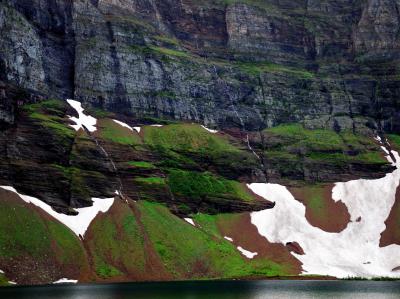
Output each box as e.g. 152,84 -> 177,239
0,190 -> 88,285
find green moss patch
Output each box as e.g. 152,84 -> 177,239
23,99 -> 75,140
139,201 -> 290,279
0,201 -> 51,258
264,124 -> 387,165
85,203 -> 146,279
143,124 -> 237,153
142,123 -> 257,174
388,134 -> 400,149
127,161 -> 156,169
86,107 -> 114,119
235,61 -> 314,79
154,35 -> 180,46
134,177 -> 166,185
167,170 -> 253,202
97,119 -> 141,145
0,192 -> 86,281
0,273 -> 10,286
149,46 -> 191,58
300,186 -> 327,218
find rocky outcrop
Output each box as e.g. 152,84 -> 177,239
0,90 -> 276,214
0,1 -> 75,99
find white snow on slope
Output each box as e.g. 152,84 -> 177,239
224,236 -> 233,242
201,125 -> 218,134
112,119 -> 141,134
237,246 -> 258,259
249,146 -> 400,278
113,119 -> 133,131
0,186 -> 114,238
67,99 -> 97,132
184,218 -> 196,226
53,278 -> 78,284
150,124 -> 163,127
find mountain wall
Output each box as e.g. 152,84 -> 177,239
1,0 -> 399,133
0,0 -> 400,285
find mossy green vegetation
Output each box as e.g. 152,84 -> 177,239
0,194 -> 86,275
267,123 -> 344,151
134,177 -> 166,185
388,134 -> 400,149
98,119 -> 141,145
86,200 -> 292,280
139,201 -> 291,279
298,185 -> 327,218
0,273 -> 9,286
0,201 -> 51,258
154,35 -> 180,46
235,61 -> 314,79
85,203 -> 146,279
143,124 -> 237,153
149,46 -> 190,58
23,99 -> 75,140
128,43 -> 191,60
47,222 -> 86,264
167,170 -> 253,202
143,123 -> 258,185
86,107 -> 114,119
127,161 -> 156,169
264,124 -> 387,165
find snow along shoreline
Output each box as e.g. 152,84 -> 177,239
0,186 -> 114,238
53,278 -> 78,284
249,142 -> 400,278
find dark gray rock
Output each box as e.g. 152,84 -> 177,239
0,0 -> 399,133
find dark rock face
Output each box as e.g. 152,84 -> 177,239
0,0 -> 75,99
0,0 -> 398,133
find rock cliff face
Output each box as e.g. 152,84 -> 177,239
0,0 -> 399,133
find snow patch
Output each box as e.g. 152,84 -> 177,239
53,278 -> 78,284
112,119 -> 141,134
381,146 -> 390,155
237,246 -> 258,259
184,218 -> 196,226
249,146 -> 400,278
201,125 -> 218,134
224,236 -> 233,242
112,119 -> 133,131
150,124 -> 163,127
0,186 -> 115,238
8,281 -> 17,285
66,99 -> 97,132
0,270 -> 4,274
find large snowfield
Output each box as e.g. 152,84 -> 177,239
249,144 -> 400,278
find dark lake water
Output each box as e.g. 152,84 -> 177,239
0,280 -> 399,299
